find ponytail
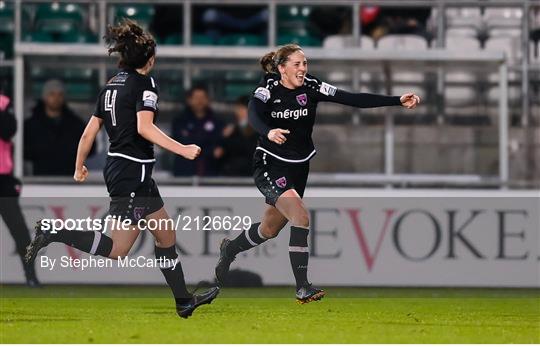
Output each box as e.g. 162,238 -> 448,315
259,44 -> 302,73
260,51 -> 276,73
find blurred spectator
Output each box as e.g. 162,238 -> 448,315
24,79 -> 93,176
361,6 -> 432,41
216,96 -> 257,176
193,6 -> 268,42
172,85 -> 224,176
0,89 -> 40,287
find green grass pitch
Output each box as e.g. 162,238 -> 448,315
1,285 -> 538,343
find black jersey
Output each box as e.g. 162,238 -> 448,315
93,69 -> 159,163
248,73 -> 402,162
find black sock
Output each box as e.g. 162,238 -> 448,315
226,222 -> 266,257
49,229 -> 113,257
289,226 -> 310,290
155,245 -> 192,306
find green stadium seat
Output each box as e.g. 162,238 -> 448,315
163,34 -> 183,45
30,68 -> 97,101
58,30 -> 96,43
0,3 -> 14,34
277,34 -> 321,47
224,83 -> 254,101
217,34 -> 265,46
35,3 -> 83,35
24,31 -> 53,42
277,5 -> 312,38
191,34 -> 214,45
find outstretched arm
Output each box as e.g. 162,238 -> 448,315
74,115 -> 103,182
312,78 -> 420,109
318,89 -> 413,108
137,110 -> 201,160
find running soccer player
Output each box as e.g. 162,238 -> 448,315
26,20 -> 219,318
216,44 -> 420,303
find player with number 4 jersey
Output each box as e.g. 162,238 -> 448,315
26,19 -> 219,319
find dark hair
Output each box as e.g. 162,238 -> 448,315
186,84 -> 208,98
104,19 -> 156,69
260,44 -> 303,73
235,95 -> 249,107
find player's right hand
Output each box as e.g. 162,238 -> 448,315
73,165 -> 88,183
180,144 -> 201,160
267,128 -> 290,145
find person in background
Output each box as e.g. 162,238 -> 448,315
362,6 -> 432,41
0,89 -> 40,287
171,85 -> 224,176
216,95 -> 257,176
24,79 -> 94,176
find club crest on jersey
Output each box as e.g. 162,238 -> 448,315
133,207 -> 145,221
296,93 -> 307,106
275,176 -> 287,188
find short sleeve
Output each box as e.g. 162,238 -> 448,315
135,76 -> 159,113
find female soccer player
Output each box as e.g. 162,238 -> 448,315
216,44 -> 420,303
26,20 -> 219,318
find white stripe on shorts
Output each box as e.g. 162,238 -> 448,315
141,164 -> 146,182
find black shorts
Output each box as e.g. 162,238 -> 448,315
0,175 -> 22,197
253,149 -> 310,206
103,157 -> 164,224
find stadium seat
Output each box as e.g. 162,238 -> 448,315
322,35 -> 374,49
376,34 -> 429,50
218,34 -> 265,46
0,2 -> 14,34
485,36 -> 519,65
163,34 -> 183,45
24,31 -> 53,43
224,83 -> 254,101
446,7 -> 482,28
114,4 -> 155,30
277,5 -> 312,37
58,30 -> 96,43
34,3 -> 83,35
485,8 -> 523,28
277,34 -> 321,47
191,34 -> 214,45
445,30 -> 481,53
30,67 -> 97,101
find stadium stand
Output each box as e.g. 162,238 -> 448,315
1,0 -> 537,186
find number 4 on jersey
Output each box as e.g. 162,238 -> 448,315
104,89 -> 118,126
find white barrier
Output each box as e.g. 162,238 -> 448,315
1,186 -> 538,287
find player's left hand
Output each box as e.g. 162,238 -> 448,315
73,165 -> 88,183
400,93 -> 421,109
